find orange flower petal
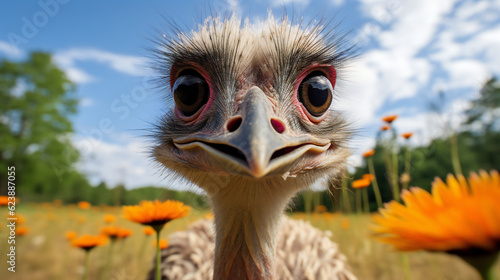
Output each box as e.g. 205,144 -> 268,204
372,170 -> 500,252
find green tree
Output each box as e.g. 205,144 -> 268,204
465,77 -> 500,132
0,52 -> 80,199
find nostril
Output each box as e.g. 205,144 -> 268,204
271,118 -> 285,133
227,117 -> 242,132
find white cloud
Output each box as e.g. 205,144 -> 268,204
442,59 -> 489,90
53,48 -> 148,84
80,97 -> 94,107
226,0 -> 239,12
0,41 -> 23,58
270,0 -> 311,7
331,0 -> 344,7
74,135 -> 181,190
63,67 -> 94,84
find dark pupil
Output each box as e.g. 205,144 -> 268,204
306,76 -> 330,107
307,83 -> 329,107
177,81 -> 201,106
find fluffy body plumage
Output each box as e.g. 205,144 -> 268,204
151,15 -> 356,280
148,218 -> 356,280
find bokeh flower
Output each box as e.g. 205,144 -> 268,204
117,228 -> 133,239
123,200 -> 190,229
382,115 -> 398,124
341,218 -> 350,230
143,227 -> 155,236
16,226 -> 29,236
72,234 -> 107,251
9,214 -> 26,224
103,214 -> 116,224
53,199 -> 63,207
362,174 -> 375,181
78,201 -> 91,210
402,132 -> 413,139
154,239 -> 169,249
65,230 -> 78,241
400,173 -> 411,184
204,212 -> 214,220
315,205 -> 328,213
101,226 -> 120,239
363,149 -> 375,157
0,196 -> 10,206
352,179 -> 371,189
101,226 -> 133,240
381,125 -> 390,131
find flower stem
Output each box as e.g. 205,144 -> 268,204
391,127 -> 400,202
341,177 -> 351,213
362,188 -> 370,213
105,238 -> 116,279
83,250 -> 90,280
402,146 -> 412,190
450,132 -> 463,176
155,230 -> 161,280
367,157 -> 383,208
401,253 -> 412,280
356,189 -> 362,215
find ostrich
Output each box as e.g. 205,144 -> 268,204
151,14 -> 356,280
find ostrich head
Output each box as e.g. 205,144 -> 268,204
153,15 -> 353,280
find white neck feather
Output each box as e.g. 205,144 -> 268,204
209,178 -> 299,280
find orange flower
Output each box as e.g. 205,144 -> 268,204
402,132 -> 413,139
103,214 -> 116,224
101,226 -> 120,238
352,179 -> 371,189
117,228 -> 133,239
0,196 -> 10,206
101,226 -> 132,239
372,170 -> 500,252
123,200 -> 190,229
362,174 -> 375,181
72,234 -> 107,251
154,239 -> 169,249
143,227 -> 155,235
78,201 -> 91,210
341,218 -> 350,230
382,115 -> 398,124
204,212 -> 214,220
363,149 -> 375,157
315,205 -> 328,213
8,214 -> 25,224
16,226 -> 29,236
381,125 -> 390,131
65,231 -> 78,241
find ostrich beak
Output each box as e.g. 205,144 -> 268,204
174,86 -> 331,178
225,87 -> 288,177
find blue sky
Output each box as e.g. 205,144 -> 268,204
2,0 -> 500,189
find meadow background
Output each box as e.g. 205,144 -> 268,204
1,0 -> 500,279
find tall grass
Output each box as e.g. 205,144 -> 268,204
1,204 -> 497,280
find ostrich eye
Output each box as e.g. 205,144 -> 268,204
298,71 -> 333,117
173,69 -> 209,117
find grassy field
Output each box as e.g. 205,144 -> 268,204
0,204 -> 498,280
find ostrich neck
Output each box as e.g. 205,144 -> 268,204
210,179 -> 297,280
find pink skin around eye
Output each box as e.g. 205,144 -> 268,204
292,65 -> 337,123
170,63 -> 215,123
